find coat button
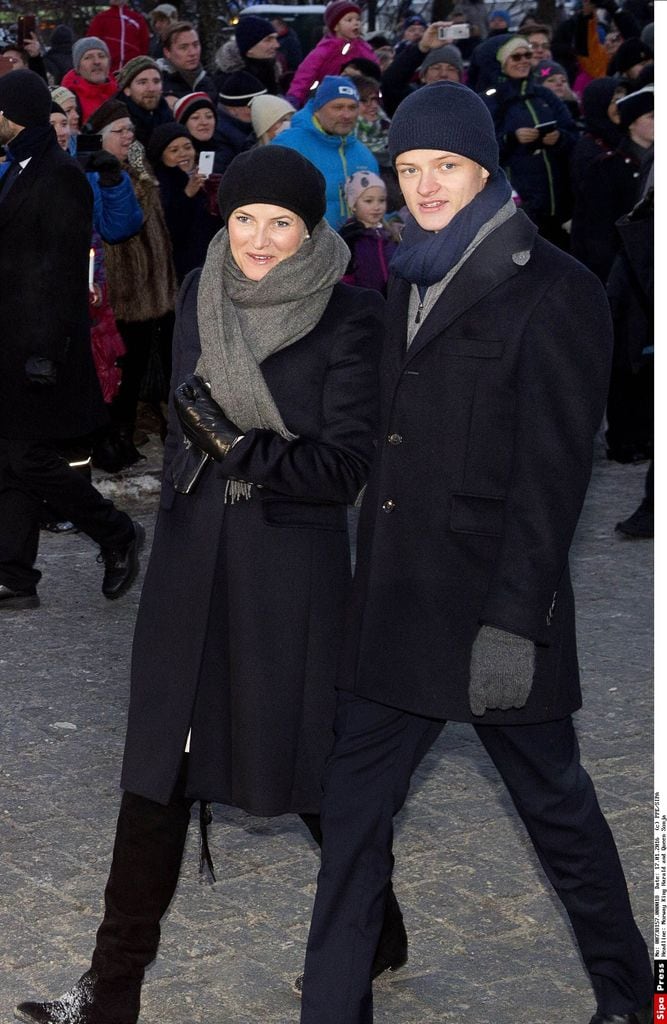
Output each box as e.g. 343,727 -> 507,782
388,433 -> 403,446
382,499 -> 396,513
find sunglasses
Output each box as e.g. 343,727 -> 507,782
509,50 -> 532,61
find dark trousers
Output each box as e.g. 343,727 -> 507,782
300,692 -> 653,1023
0,438 -> 133,590
112,314 -> 174,433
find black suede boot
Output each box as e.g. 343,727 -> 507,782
16,766 -> 192,1024
15,968 -> 139,1024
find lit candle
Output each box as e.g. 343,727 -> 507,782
88,248 -> 95,291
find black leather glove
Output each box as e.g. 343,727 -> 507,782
86,149 -> 123,188
173,375 -> 243,461
468,626 -> 535,716
25,355 -> 58,387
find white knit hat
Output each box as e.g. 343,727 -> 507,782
249,94 -> 295,139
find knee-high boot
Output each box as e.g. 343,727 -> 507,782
16,768 -> 193,1024
299,812 -> 408,980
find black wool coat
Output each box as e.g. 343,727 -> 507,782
0,134 -> 107,440
121,273 -> 383,811
339,210 -> 613,725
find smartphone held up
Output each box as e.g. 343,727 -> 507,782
437,23 -> 470,41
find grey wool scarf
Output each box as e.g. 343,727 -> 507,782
195,220 -> 350,439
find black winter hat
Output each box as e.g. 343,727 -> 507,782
388,81 -> 499,173
218,70 -> 267,106
616,83 -> 653,128
146,122 -> 193,167
235,15 -> 276,57
611,36 -> 652,76
218,146 -> 326,233
0,68 -> 51,127
86,98 -> 130,133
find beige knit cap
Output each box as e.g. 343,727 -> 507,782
496,36 -> 531,65
249,94 -> 295,139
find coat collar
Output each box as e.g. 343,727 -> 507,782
387,210 -> 538,367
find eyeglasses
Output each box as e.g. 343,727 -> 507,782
509,51 -> 532,61
108,126 -> 135,135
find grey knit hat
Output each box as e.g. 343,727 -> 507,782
419,44 -> 464,77
388,81 -> 499,173
72,36 -> 110,70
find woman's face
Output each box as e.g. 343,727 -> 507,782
62,99 -> 80,133
50,111 -> 71,150
504,47 -> 533,79
162,136 -> 197,172
265,113 -> 293,141
186,107 -> 216,141
228,203 -> 308,281
102,117 -> 135,160
359,92 -> 381,122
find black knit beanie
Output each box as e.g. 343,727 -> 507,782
388,82 -> 499,173
610,37 -> 652,76
146,122 -> 193,167
235,15 -> 276,57
0,69 -> 51,127
218,146 -> 326,234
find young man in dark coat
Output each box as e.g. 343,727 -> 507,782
298,82 -> 653,1024
0,70 -> 144,610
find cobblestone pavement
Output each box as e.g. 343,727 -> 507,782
0,435 -> 653,1024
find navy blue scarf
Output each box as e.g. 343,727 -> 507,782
390,168 -> 512,287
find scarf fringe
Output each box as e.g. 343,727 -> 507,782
225,479 -> 253,503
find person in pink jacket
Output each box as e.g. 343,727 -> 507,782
287,0 -> 379,108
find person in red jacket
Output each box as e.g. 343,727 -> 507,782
87,0 -> 150,75
61,37 -> 118,123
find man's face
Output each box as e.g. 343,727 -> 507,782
421,61 -> 461,84
79,48 -> 111,83
403,23 -> 425,42
165,30 -> 201,72
395,148 -> 489,231
245,33 -> 280,59
315,98 -> 359,136
0,112 -> 21,145
630,110 -> 654,148
124,69 -> 163,110
526,33 -> 551,64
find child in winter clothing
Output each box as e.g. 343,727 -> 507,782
287,0 -> 379,108
340,170 -> 399,294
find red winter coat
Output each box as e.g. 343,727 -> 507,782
87,5 -> 150,74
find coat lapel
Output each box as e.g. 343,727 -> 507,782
401,211 -> 538,364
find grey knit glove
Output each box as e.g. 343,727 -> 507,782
468,626 -> 536,717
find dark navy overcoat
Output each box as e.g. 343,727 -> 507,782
340,210 -> 613,724
121,272 -> 382,812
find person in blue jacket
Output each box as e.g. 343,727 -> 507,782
271,76 -> 379,230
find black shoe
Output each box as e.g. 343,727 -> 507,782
99,522 -> 145,600
615,499 -> 653,539
589,1005 -> 652,1024
15,969 -> 139,1024
0,584 -> 39,610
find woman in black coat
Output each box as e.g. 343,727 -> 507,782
16,146 -> 406,1024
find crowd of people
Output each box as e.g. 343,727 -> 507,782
0,2 -> 655,1024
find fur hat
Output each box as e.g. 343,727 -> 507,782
116,55 -> 161,91
0,69 -> 51,127
496,36 -> 531,65
324,0 -> 361,32
218,70 -> 266,106
235,15 -> 276,57
344,169 -> 385,208
173,91 -> 216,124
218,146 -> 326,233
86,98 -> 131,133
249,94 -> 295,139
388,81 -> 499,173
312,75 -> 359,111
419,44 -> 464,77
72,36 -> 110,70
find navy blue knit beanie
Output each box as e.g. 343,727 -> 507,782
388,81 -> 499,173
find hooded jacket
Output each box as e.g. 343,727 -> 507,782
87,4 -> 151,74
270,108 -> 379,229
287,35 -> 379,108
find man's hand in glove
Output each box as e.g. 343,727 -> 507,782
468,625 -> 536,716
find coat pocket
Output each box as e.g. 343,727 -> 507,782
261,497 -> 346,531
449,493 -> 505,537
